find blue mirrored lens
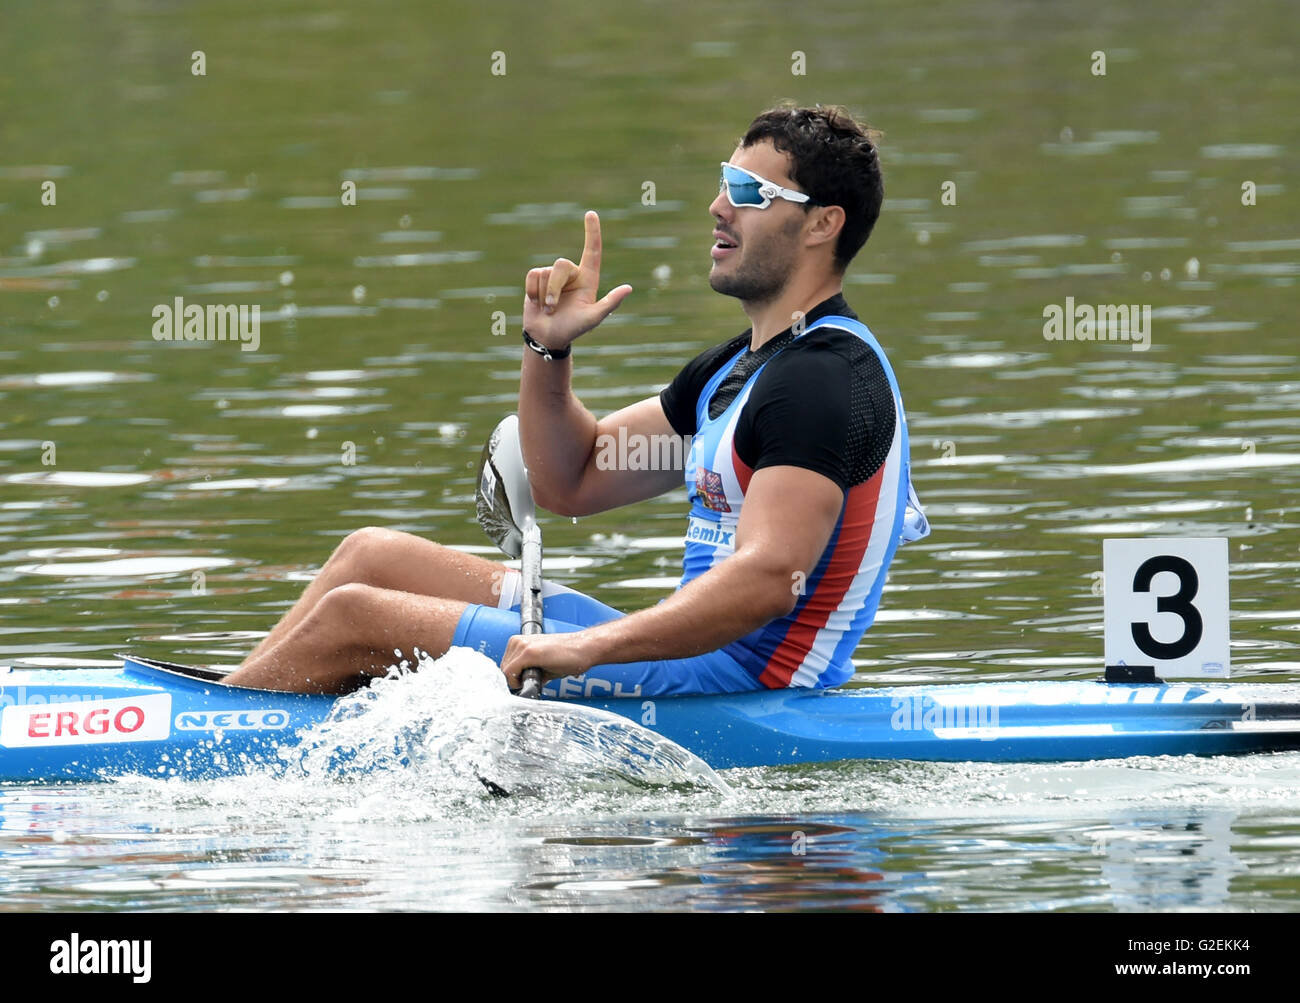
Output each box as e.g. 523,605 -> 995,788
721,165 -> 765,205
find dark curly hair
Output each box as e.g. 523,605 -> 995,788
739,103 -> 884,273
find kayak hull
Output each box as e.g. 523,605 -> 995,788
582,683 -> 1300,768
2,657 -> 1299,781
0,660 -> 333,783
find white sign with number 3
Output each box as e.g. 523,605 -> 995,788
1103,538 -> 1230,679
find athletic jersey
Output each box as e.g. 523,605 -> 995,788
659,294 -> 929,689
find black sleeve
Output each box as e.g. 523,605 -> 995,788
658,334 -> 749,437
736,333 -> 896,492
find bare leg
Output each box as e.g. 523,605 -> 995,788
225,584 -> 471,694
244,527 -> 509,664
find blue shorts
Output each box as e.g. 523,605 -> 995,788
451,573 -> 759,699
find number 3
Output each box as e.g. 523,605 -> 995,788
1131,555 -> 1203,660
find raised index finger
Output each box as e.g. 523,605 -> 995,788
577,210 -> 602,276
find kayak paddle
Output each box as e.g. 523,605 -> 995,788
475,414 -> 546,699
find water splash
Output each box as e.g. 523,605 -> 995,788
281,648 -> 731,798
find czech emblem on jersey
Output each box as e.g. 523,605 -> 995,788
694,469 -> 731,513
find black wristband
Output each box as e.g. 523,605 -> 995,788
522,329 -> 571,361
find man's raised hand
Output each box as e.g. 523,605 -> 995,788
522,210 -> 633,351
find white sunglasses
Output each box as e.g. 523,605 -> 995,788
719,162 -> 818,209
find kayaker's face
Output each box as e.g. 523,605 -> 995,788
708,141 -> 811,304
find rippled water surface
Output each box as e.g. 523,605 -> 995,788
1,0 -> 1298,910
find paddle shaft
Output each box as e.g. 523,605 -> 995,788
518,518 -> 545,699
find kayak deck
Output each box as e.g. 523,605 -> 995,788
1,656 -> 1299,781
583,680 -> 1300,768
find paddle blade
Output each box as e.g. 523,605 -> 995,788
475,414 -> 535,559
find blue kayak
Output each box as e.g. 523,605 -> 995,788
2,656 -> 1299,782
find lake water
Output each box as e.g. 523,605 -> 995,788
1,0 -> 1298,911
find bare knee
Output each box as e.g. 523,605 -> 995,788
332,526 -> 437,587
312,581 -> 383,624
335,526 -> 405,561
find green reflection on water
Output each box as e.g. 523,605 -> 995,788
1,0 -> 1297,684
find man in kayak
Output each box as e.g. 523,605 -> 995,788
225,103 -> 928,696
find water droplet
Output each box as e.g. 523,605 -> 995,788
1159,268 -> 1171,281
96,289 -> 109,302
1184,257 -> 1200,280
1141,271 -> 1152,282
1059,125 -> 1074,143
653,263 -> 672,285
306,427 -> 319,439
1110,251 -> 1122,264
352,284 -> 367,303
279,270 -> 295,287
399,214 -> 412,229
916,229 -> 931,245
46,295 -> 59,309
